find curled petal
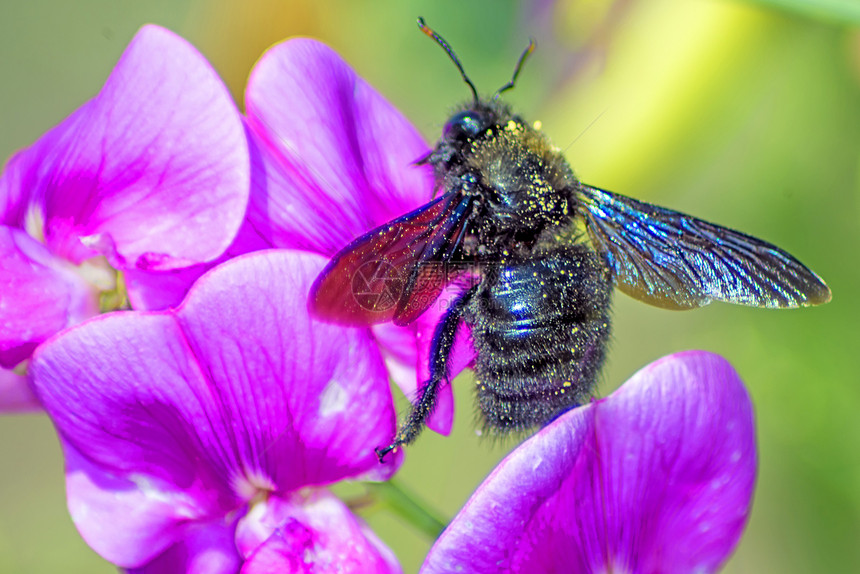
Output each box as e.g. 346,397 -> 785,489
0,367 -> 39,411
422,351 -> 756,574
26,24 -> 249,270
411,286 -> 478,435
0,226 -> 98,368
123,264 -> 210,311
367,321 -> 432,426
0,151 -> 34,227
237,491 -> 401,574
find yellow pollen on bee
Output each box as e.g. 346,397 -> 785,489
505,120 -> 522,133
533,120 -> 542,130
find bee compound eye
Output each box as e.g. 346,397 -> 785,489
444,111 -> 485,140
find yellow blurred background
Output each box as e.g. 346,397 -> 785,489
0,0 -> 857,572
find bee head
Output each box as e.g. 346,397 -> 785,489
443,109 -> 490,142
424,99 -> 516,176
417,18 -> 537,194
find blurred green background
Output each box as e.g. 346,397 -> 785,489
0,0 -> 858,572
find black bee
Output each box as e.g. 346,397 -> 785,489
309,19 -> 831,462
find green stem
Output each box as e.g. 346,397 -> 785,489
365,480 -> 447,539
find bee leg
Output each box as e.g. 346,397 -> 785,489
375,286 -> 477,463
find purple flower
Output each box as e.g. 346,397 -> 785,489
242,38 -> 491,437
422,351 -> 757,574
241,38 -> 454,434
135,36 -> 471,437
0,25 -> 249,409
30,250 -> 402,572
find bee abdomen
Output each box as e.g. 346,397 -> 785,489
466,247 -> 612,433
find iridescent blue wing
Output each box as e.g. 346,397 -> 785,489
577,185 -> 831,309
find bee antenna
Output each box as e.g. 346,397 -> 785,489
494,39 -> 536,100
418,17 -> 479,104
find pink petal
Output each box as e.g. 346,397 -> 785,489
30,251 -> 401,566
0,367 -> 40,411
422,351 -> 757,574
0,225 -> 98,368
0,150 -> 33,227
33,251 -> 398,487
237,491 -> 401,574
123,264 -> 209,310
126,521 -> 242,574
241,39 -> 448,439
63,442 -> 225,568
589,351 -> 756,573
244,38 -> 434,256
31,25 -> 249,271
173,250 -> 402,486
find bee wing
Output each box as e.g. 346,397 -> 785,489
577,185 -> 831,309
309,192 -> 473,326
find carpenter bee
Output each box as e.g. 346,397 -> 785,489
309,18 -> 831,462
